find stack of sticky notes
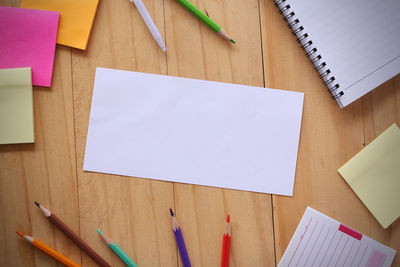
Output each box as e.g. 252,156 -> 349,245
0,6 -> 59,87
0,1 -> 99,145
338,124 -> 400,228
21,0 -> 99,50
0,68 -> 35,144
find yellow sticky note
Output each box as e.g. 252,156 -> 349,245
0,68 -> 35,144
338,124 -> 400,229
21,0 -> 99,50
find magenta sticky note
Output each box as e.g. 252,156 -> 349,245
0,7 -> 59,87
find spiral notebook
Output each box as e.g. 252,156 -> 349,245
275,0 -> 400,108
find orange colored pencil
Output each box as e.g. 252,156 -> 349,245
34,202 -> 110,267
16,231 -> 81,267
221,214 -> 231,267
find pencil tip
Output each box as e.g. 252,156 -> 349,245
169,208 -> 174,216
16,231 -> 24,237
96,229 -> 102,234
34,201 -> 40,208
227,214 -> 230,223
230,39 -> 236,44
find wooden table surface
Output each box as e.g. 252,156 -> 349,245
1,0 -> 399,266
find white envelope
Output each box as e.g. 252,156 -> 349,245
84,68 -> 304,196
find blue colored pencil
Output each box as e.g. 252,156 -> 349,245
170,208 -> 191,267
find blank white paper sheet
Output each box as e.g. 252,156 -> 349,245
278,207 -> 396,267
84,68 -> 304,196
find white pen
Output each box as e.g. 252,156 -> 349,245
129,0 -> 166,52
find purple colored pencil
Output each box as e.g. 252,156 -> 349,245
170,208 -> 191,267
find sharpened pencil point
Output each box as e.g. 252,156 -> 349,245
96,229 -> 102,234
34,201 -> 40,208
227,214 -> 230,223
16,231 -> 24,237
170,208 -> 174,217
230,39 -> 236,44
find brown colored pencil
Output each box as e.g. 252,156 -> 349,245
34,202 -> 110,267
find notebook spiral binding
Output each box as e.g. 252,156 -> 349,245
274,0 -> 344,99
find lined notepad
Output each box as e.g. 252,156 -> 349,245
338,124 -> 400,229
278,207 -> 396,267
275,0 -> 400,108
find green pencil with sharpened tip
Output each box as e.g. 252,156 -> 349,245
176,0 -> 236,44
97,229 -> 138,267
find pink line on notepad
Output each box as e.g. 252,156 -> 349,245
350,242 -> 363,266
339,224 -> 362,240
304,224 -> 325,265
295,221 -> 319,266
358,245 -> 369,267
287,217 -> 312,267
320,230 -> 338,266
343,239 -> 357,266
327,233 -> 343,266
311,227 -> 331,267
334,235 -> 349,266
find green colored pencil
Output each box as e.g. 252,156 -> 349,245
97,229 -> 138,267
176,0 -> 235,44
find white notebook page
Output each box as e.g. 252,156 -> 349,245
278,207 -> 396,267
286,0 -> 400,107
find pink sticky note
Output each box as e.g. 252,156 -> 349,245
0,7 -> 59,87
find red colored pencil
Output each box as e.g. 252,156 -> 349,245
221,214 -> 231,267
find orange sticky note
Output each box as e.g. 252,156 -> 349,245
21,0 -> 99,50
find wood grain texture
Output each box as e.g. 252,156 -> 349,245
165,0 -> 275,266
260,0 -> 400,265
71,0 -> 175,266
0,45 -> 81,266
361,74 -> 400,266
1,0 -> 399,266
